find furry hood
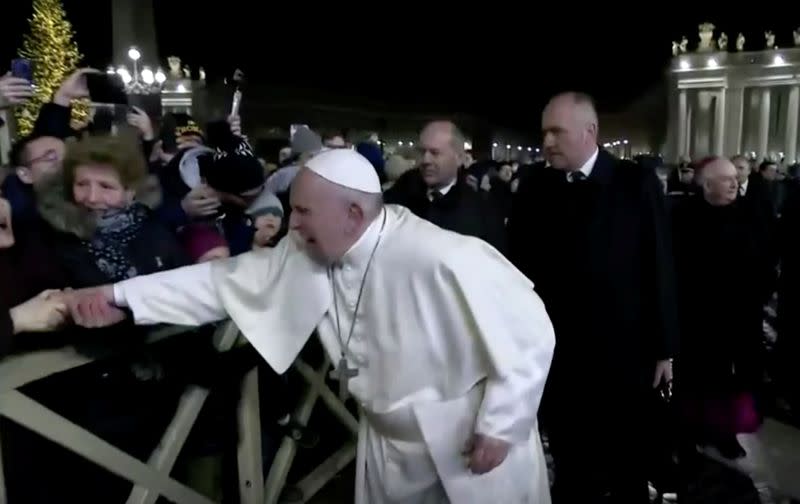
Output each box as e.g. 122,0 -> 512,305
37,174 -> 163,240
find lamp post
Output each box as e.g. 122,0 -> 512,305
128,47 -> 141,83
114,46 -> 167,95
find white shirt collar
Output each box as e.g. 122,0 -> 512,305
739,179 -> 749,195
566,147 -> 599,182
339,208 -> 385,268
428,179 -> 457,200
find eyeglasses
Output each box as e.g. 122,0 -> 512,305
27,149 -> 60,167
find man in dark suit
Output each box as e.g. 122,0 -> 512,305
733,155 -> 774,219
778,184 -> 800,420
508,92 -> 678,504
384,120 -> 506,252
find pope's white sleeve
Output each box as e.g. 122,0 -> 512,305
448,245 -> 556,445
114,262 -> 228,326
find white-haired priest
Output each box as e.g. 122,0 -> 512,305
66,148 -> 556,503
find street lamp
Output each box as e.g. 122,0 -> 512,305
127,47 -> 141,84
116,66 -> 132,85
140,67 -> 155,85
114,47 -> 167,94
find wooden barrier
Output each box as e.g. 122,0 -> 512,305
0,322 -> 359,503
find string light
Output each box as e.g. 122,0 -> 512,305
15,0 -> 85,135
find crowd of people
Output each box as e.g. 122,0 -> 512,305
0,67 -> 798,504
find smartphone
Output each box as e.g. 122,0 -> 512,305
160,114 -> 178,153
11,58 -> 33,82
86,73 -> 128,105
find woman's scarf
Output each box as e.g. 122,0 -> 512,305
84,203 -> 149,282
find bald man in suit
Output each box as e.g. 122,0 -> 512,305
508,92 -> 679,504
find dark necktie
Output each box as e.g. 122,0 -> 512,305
430,190 -> 444,202
568,171 -> 586,183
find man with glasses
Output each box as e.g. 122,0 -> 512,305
2,68 -> 94,224
3,134 -> 67,223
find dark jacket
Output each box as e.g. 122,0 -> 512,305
508,149 -> 679,399
673,195 -> 776,395
777,184 -> 800,399
384,169 -> 507,253
0,219 -> 68,357
0,174 -> 37,225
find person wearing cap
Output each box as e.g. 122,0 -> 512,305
66,149 -> 555,503
246,190 -> 284,249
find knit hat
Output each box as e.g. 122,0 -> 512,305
179,224 -> 229,263
291,127 -> 323,155
201,126 -> 265,195
246,189 -> 284,218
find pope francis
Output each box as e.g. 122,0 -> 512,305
68,148 -> 556,503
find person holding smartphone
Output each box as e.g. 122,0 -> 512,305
2,69 -> 97,225
0,72 -> 34,109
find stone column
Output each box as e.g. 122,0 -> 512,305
112,0 -> 159,68
695,91 -> 713,157
785,85 -> 800,163
714,89 -> 726,156
724,87 -> 744,155
758,87 -> 771,159
677,89 -> 688,159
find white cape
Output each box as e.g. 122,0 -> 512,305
116,205 -> 555,503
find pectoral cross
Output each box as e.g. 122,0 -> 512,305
330,357 -> 359,401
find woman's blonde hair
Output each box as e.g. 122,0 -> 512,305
62,133 -> 147,193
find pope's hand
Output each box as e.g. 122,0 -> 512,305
9,290 -> 69,334
463,433 -> 510,474
67,285 -> 127,328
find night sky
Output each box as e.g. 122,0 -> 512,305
1,2 -> 798,129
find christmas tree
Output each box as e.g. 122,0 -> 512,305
15,0 -> 86,136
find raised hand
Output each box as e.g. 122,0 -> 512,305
127,106 -> 155,141
9,290 -> 69,333
53,68 -> 101,107
0,73 -> 34,108
66,285 -> 127,328
227,114 -> 244,138
181,184 -> 221,218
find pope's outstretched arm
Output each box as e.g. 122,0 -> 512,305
66,261 -> 226,329
115,261 -> 227,326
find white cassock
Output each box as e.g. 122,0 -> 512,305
113,204 -> 555,503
